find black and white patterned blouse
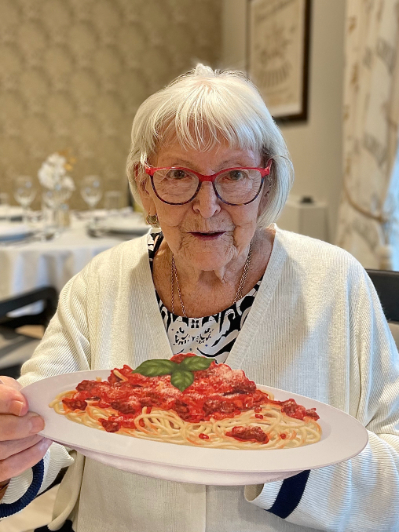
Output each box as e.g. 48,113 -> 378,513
148,233 -> 262,364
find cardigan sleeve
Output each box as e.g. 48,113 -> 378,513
0,264 -> 92,515
0,444 -> 73,507
245,266 -> 399,531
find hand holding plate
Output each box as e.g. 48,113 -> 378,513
0,376 -> 51,483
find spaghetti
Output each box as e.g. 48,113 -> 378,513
50,354 -> 322,450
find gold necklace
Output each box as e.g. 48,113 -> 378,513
171,243 -> 253,317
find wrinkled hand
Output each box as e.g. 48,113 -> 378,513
0,376 -> 51,482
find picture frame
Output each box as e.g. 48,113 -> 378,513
247,0 -> 311,122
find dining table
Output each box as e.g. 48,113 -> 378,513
0,208 -> 150,311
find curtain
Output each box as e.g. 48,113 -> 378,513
335,0 -> 399,270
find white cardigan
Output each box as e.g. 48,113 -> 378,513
5,228 -> 399,532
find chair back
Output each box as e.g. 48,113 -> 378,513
0,286 -> 58,379
366,269 -> 399,347
0,286 -> 58,328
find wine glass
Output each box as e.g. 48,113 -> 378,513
80,176 -> 102,224
41,187 -> 66,238
104,190 -> 122,217
0,192 -> 10,221
13,176 -> 37,223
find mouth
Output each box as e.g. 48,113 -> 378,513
190,231 -> 225,240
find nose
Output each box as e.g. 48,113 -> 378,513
192,181 -> 221,218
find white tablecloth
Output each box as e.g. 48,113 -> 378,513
0,212 -> 149,302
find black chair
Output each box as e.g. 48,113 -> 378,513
0,287 -> 58,379
366,269 -> 399,347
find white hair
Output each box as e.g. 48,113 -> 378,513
126,64 -> 294,227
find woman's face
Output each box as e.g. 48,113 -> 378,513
139,138 -> 268,272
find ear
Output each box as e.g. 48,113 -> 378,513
257,158 -> 273,217
257,177 -> 272,218
134,169 -> 156,216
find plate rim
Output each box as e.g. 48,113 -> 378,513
22,369 -> 369,474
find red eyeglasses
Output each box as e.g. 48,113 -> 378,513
144,159 -> 273,206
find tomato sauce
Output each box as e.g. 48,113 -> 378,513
62,354 -> 319,433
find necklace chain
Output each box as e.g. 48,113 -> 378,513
232,242 -> 253,304
171,255 -> 187,317
171,243 -> 253,318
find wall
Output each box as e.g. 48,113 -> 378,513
221,0 -> 346,242
0,0 -> 222,210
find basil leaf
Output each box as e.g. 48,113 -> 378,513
171,369 -> 194,392
179,356 -> 212,372
134,359 -> 177,377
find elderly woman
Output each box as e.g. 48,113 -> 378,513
1,65 -> 399,532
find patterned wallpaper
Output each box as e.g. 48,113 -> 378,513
0,0 -> 221,209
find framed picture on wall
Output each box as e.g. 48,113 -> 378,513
247,0 -> 311,121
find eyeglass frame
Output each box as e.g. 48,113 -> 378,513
144,159 -> 273,206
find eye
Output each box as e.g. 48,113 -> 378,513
224,170 -> 248,181
166,169 -> 190,180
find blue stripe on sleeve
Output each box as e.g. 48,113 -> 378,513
267,469 -> 310,519
0,460 -> 44,518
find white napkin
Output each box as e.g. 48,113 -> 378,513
0,223 -> 31,239
0,206 -> 23,220
73,209 -> 107,220
101,213 -> 149,235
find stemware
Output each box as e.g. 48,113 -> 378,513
13,176 -> 36,223
80,176 -> 103,224
104,190 -> 122,217
0,192 -> 10,221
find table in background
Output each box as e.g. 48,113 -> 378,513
0,211 -> 149,302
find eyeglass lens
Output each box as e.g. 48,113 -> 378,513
152,168 -> 263,205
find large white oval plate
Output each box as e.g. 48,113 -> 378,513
22,370 -> 368,485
